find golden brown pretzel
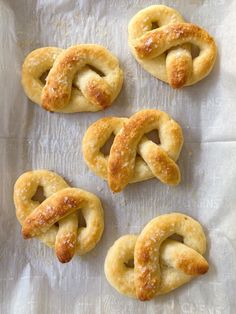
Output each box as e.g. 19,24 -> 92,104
82,109 -> 183,192
104,213 -> 208,300
22,44 -> 123,112
128,5 -> 217,88
13,170 -> 104,263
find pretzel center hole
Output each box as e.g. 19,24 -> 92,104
72,80 -> 81,90
77,211 -> 87,228
124,258 -> 134,268
151,21 -> 159,30
40,70 -> 50,85
191,44 -> 200,58
32,186 -> 46,203
145,130 -> 160,145
100,134 -> 115,155
169,234 -> 184,243
88,65 -> 105,77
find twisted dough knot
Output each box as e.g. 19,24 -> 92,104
83,109 -> 183,192
14,170 -> 104,263
128,5 -> 217,88
105,213 -> 208,301
22,44 -> 123,112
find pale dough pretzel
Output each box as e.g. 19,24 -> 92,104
82,109 -> 183,192
128,5 -> 217,88
22,44 -> 123,113
13,170 -> 104,263
104,213 -> 208,300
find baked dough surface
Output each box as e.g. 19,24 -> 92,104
22,45 -> 123,112
14,170 -> 104,263
128,5 -> 217,88
105,213 -> 208,300
83,109 -> 183,192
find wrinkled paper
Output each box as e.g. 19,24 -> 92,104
1,0 -> 236,313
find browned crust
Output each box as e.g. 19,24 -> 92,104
167,54 -> 192,88
134,213 -> 207,300
55,231 -> 77,263
128,6 -> 217,88
104,214 -> 208,300
146,146 -> 181,184
135,23 -> 216,59
22,189 -> 80,239
86,79 -> 112,109
21,45 -> 123,112
41,44 -> 122,111
108,111 -> 157,192
107,109 -> 183,192
21,185 -> 104,262
176,253 -> 209,275
14,170 -> 104,263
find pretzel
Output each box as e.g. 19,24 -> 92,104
13,170 -> 104,263
22,44 -> 123,112
82,109 -> 183,192
128,5 -> 217,88
104,213 -> 208,300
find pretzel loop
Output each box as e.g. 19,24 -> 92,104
104,213 -> 209,300
14,170 -> 104,263
83,109 -> 183,192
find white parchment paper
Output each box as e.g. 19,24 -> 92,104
1,0 -> 236,313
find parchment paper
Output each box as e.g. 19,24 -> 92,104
1,0 -> 236,313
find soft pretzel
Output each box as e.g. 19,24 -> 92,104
22,44 -> 123,112
128,5 -> 217,88
104,213 -> 208,300
14,170 -> 104,263
82,109 -> 183,192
